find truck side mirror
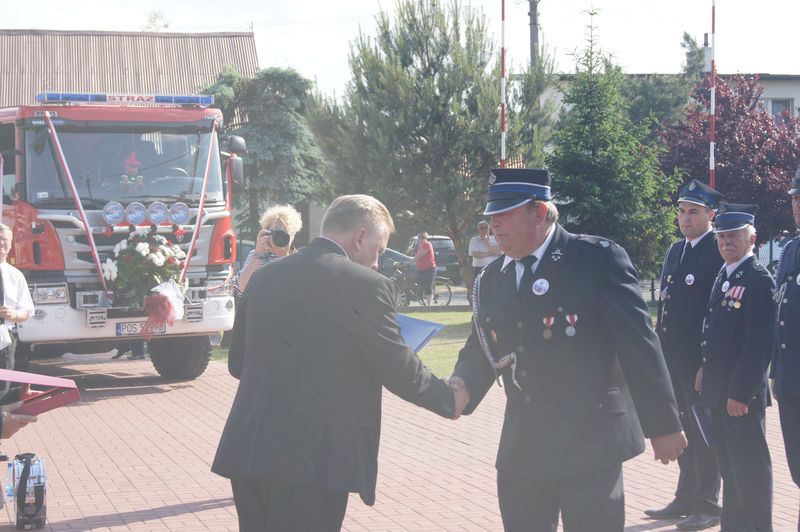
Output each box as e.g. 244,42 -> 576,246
226,156 -> 244,185
227,135 -> 246,155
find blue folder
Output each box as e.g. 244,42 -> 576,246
396,314 -> 445,353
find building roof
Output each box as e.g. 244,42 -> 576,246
0,29 -> 259,107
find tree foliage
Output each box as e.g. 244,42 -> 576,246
204,67 -> 326,239
622,33 -> 705,130
661,74 -> 800,241
308,0 -> 556,285
547,20 -> 680,278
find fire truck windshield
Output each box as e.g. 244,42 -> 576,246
24,125 -> 223,208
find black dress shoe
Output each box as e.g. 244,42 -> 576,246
676,513 -> 721,530
644,501 -> 691,519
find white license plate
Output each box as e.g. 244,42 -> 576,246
437,266 -> 446,272
115,320 -> 166,337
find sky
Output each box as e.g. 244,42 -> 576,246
2,0 -> 800,97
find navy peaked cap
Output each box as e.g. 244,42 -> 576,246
484,168 -> 551,215
788,166 -> 800,195
678,179 -> 723,209
714,202 -> 757,233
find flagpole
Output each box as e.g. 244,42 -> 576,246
500,0 -> 507,168
709,0 -> 716,188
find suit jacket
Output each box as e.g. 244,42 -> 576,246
452,224 -> 681,481
700,255 -> 775,410
772,236 -> 800,398
657,232 -> 724,380
212,238 -> 455,505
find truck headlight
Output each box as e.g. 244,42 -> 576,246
33,284 -> 69,305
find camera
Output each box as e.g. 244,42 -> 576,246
265,228 -> 290,248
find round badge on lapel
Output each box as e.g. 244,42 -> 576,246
721,280 -> 730,292
797,276 -> 800,286
685,274 -> 695,286
532,279 -> 549,296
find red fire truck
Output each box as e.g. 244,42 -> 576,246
0,92 -> 244,379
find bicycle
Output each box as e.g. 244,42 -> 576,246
390,263 -> 452,307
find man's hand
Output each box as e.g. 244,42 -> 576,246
727,398 -> 749,417
694,366 -> 703,394
0,306 -> 17,321
0,402 -> 37,439
650,431 -> 687,465
448,376 -> 470,420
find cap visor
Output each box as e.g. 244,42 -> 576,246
713,223 -> 750,234
484,198 -> 532,215
677,197 -> 710,207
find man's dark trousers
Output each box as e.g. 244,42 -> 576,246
231,476 -> 348,532
672,374 -> 721,514
497,464 -> 624,532
712,407 -> 772,531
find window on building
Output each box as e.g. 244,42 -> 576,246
762,98 -> 794,123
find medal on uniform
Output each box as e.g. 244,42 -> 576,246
721,280 -> 730,292
728,299 -> 735,308
542,317 -> 554,339
490,330 -> 498,343
734,301 -> 741,309
565,314 -> 578,337
666,274 -> 672,282
551,248 -> 563,262
532,278 -> 549,296
796,275 -> 800,286
685,274 -> 695,286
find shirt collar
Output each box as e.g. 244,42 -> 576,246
501,224 -> 556,271
687,228 -> 713,248
725,250 -> 754,278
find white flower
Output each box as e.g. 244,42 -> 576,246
148,252 -> 165,267
135,242 -> 150,256
101,258 -> 118,281
173,246 -> 187,260
133,227 -> 150,237
113,239 -> 128,255
160,245 -> 174,258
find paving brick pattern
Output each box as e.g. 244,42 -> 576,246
1,354 -> 795,531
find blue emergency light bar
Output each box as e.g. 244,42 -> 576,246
35,92 -> 214,107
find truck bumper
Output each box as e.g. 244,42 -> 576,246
17,297 -> 235,343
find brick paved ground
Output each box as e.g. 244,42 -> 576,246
0,353 -> 796,531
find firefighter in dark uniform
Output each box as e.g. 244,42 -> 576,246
770,171 -> 800,531
698,202 -> 775,532
449,168 -> 686,532
645,179 -> 723,530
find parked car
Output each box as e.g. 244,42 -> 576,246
407,235 -> 462,285
378,248 -> 416,279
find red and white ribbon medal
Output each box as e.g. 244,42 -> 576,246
542,317 -> 554,339
565,314 -> 578,337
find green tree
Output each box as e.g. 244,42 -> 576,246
547,18 -> 680,278
622,32 -> 705,129
204,67 -> 326,239
309,0 -> 556,286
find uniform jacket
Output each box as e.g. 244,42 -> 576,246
771,236 -> 800,398
700,255 -> 775,410
212,238 -> 455,505
453,224 -> 681,481
657,232 -> 724,380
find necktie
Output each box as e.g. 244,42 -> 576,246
680,241 -> 692,264
517,255 -> 538,299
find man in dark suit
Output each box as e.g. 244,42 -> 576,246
645,180 -> 723,530
771,171 -> 800,530
449,168 -> 686,532
698,202 -> 775,532
212,194 -> 467,531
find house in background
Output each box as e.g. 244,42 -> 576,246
0,29 -> 258,107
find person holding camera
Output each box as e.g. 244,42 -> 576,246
233,205 -> 303,296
